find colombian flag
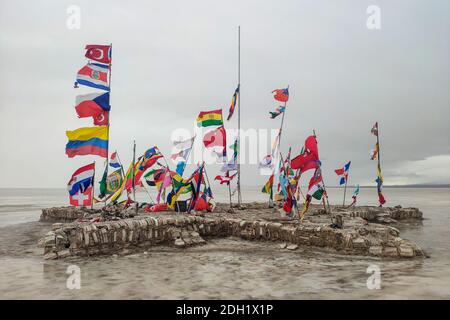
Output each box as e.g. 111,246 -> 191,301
66,126 -> 108,158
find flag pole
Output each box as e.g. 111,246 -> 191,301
376,122 -> 383,207
277,85 -> 289,150
228,179 -> 233,209
132,140 -> 137,214
103,43 -> 112,209
237,25 -> 242,207
343,174 -> 348,207
91,161 -> 96,210
313,130 -> 331,214
181,136 -> 196,177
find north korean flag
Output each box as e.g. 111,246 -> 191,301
85,44 -> 111,64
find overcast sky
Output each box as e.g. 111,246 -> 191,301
0,0 -> 449,189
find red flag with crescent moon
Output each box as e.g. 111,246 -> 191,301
85,45 -> 112,65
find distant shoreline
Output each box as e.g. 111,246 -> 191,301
1,185 -> 450,190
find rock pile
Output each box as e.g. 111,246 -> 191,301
39,214 -> 425,260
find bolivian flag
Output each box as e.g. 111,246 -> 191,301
261,173 -> 274,199
66,126 -> 108,158
197,109 -> 223,127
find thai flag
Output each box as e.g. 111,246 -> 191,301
109,151 -> 121,168
75,63 -> 109,91
334,161 -> 351,185
67,163 -> 95,198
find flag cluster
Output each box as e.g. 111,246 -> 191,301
66,44 -> 112,207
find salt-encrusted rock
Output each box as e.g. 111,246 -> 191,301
369,246 -> 383,256
37,204 -> 426,260
399,246 -> 414,258
174,239 -> 186,248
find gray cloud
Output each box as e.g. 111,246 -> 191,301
0,0 -> 449,188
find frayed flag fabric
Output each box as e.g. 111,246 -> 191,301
259,154 -> 274,169
334,161 -> 351,185
307,169 -> 325,200
85,44 -> 112,65
109,151 -> 121,168
75,63 -> 109,91
171,136 -> 194,160
203,126 -> 226,148
67,162 -> 95,196
262,173 -> 274,194
272,88 -> 289,102
371,122 -> 379,136
351,184 -> 360,205
227,85 -> 239,121
214,172 -> 237,185
269,106 -> 285,119
370,143 -> 379,160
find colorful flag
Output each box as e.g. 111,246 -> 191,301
66,126 -> 108,158
262,173 -> 274,194
259,154 -> 274,169
370,143 -> 379,160
272,88 -> 289,102
67,163 -> 95,196
70,186 -> 93,207
129,147 -> 162,189
176,161 -> 185,176
99,168 -> 123,199
171,135 -> 194,160
371,122 -> 379,136
351,184 -> 360,205
197,109 -> 223,127
75,63 -> 109,91
214,172 -> 237,185
269,106 -> 285,119
334,161 -> 351,185
75,92 -> 110,126
173,135 -> 195,151
299,195 -> 312,220
307,169 -> 325,200
105,170 -> 123,195
227,85 -> 240,121
84,44 -> 112,65
109,151 -> 121,168
291,135 -> 320,172
203,125 -> 226,148
375,165 -> 386,205
170,149 -> 190,161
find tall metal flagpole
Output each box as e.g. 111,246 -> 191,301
376,122 -> 383,207
104,43 -> 112,208
132,140 -> 137,213
277,85 -> 289,151
237,26 -> 242,207
342,172 -> 348,207
313,130 -> 331,214
91,161 -> 96,210
270,85 -> 289,204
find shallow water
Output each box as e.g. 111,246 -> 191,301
0,187 -> 449,299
